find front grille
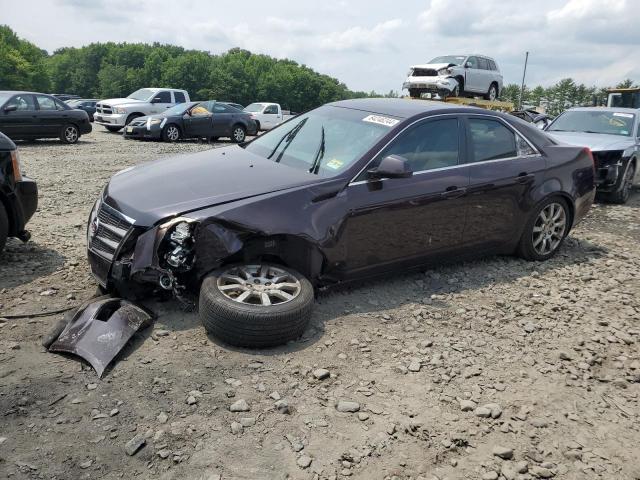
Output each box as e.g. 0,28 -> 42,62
96,103 -> 113,114
412,68 -> 438,77
90,202 -> 134,261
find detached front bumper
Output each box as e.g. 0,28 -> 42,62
94,113 -> 128,128
123,124 -> 162,140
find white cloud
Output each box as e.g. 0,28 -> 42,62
319,19 -> 402,52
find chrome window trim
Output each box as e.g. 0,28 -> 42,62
348,112 -> 541,186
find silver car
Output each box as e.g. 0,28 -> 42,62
403,54 -> 503,101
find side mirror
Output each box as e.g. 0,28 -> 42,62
3,105 -> 17,113
465,62 -> 472,68
367,155 -> 413,180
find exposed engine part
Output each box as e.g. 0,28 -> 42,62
163,221 -> 195,270
171,221 -> 192,244
159,274 -> 173,290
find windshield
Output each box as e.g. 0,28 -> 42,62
548,110 -> 635,137
243,105 -> 396,177
127,89 -> 155,101
164,102 -> 194,116
429,55 -> 466,65
244,103 -> 266,113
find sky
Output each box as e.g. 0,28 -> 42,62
1,0 -> 639,93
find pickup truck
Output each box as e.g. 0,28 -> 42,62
94,88 -> 190,132
243,102 -> 294,131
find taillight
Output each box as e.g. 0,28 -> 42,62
10,149 -> 23,182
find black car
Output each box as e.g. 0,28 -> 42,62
220,102 -> 244,111
0,91 -> 92,144
67,99 -> 98,122
546,107 -> 639,203
0,132 -> 37,253
88,98 -> 595,348
52,93 -> 81,102
123,101 -> 258,143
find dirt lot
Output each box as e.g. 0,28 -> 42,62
1,128 -> 639,480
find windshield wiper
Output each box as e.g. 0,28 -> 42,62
308,126 -> 325,175
267,118 -> 308,161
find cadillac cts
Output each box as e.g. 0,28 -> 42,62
87,99 -> 596,347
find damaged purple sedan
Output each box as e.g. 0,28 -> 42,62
87,98 -> 596,348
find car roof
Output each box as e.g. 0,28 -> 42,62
327,98 -> 460,118
0,90 -> 45,95
0,131 -> 16,150
565,106 -> 639,114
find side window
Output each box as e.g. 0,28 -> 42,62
154,91 -> 172,103
173,91 -> 186,103
516,135 -> 537,156
467,118 -> 517,162
375,118 -> 460,173
35,95 -> 58,111
54,99 -> 68,110
264,105 -> 278,114
466,56 -> 479,69
478,58 -> 489,70
488,60 -> 497,71
212,104 -> 230,113
7,94 -> 36,111
190,105 -> 210,116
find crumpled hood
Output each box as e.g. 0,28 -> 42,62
98,98 -> 145,107
104,146 -> 321,227
548,131 -> 635,152
410,63 -> 455,73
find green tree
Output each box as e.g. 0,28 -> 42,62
0,25 -> 50,91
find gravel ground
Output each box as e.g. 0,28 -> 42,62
0,128 -> 639,480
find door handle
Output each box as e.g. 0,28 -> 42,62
441,187 -> 467,199
516,172 -> 535,183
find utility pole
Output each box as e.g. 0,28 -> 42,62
519,51 -> 529,110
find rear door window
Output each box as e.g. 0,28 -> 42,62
467,118 -> 517,162
478,58 -> 489,70
264,105 -> 278,114
36,95 -> 58,111
173,91 -> 186,103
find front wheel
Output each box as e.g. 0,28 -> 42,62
231,125 -> 246,143
517,197 -> 569,261
162,124 -> 181,142
60,124 -> 79,144
605,161 -> 635,204
199,263 -> 315,348
106,126 -> 122,132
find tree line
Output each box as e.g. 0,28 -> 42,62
1,25 -> 637,115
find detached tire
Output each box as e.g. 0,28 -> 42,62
199,263 -> 314,348
0,202 -> 8,253
517,196 -> 570,261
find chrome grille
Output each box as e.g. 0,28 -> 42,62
96,103 -> 113,114
89,202 -> 134,261
412,68 -> 438,77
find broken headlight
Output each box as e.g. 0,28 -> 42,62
161,219 -> 197,271
437,67 -> 452,76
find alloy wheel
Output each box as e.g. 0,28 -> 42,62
532,202 -> 567,256
233,127 -> 245,142
216,264 -> 302,306
65,126 -> 78,143
166,126 -> 179,141
489,85 -> 497,101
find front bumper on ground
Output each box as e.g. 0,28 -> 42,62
94,113 -> 128,127
123,124 -> 161,140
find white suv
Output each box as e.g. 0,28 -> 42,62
95,88 -> 190,132
403,54 -> 503,101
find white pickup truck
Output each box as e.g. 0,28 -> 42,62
95,88 -> 190,132
243,102 -> 295,131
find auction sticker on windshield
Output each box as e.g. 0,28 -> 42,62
363,115 -> 399,127
613,112 -> 634,118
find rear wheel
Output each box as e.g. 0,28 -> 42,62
231,124 -> 246,143
60,124 -> 79,144
0,202 -> 8,253
199,263 -> 315,348
605,161 -> 635,204
162,124 -> 181,142
517,197 -> 569,261
106,126 -> 122,132
484,83 -> 499,101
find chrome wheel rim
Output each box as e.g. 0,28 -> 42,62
489,86 -> 497,100
532,202 -> 566,256
216,264 -> 302,306
65,126 -> 78,143
621,164 -> 634,200
233,127 -> 245,142
167,126 -> 179,141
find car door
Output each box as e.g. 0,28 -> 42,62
149,91 -> 173,114
462,115 -> 547,250
262,104 -> 281,129
184,104 -> 214,138
211,103 -> 235,137
0,94 -> 39,138
35,95 -> 66,136
476,57 -> 492,95
342,116 -> 469,274
464,56 -> 481,93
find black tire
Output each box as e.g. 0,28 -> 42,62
0,202 -> 8,254
605,160 -> 635,204
162,124 -> 181,142
210,137 -> 219,142
199,263 -> 315,348
125,113 -> 143,125
484,82 -> 499,101
255,121 -> 261,131
409,88 -> 421,99
231,124 -> 246,143
60,124 -> 79,144
517,196 -> 570,261
106,126 -> 122,132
